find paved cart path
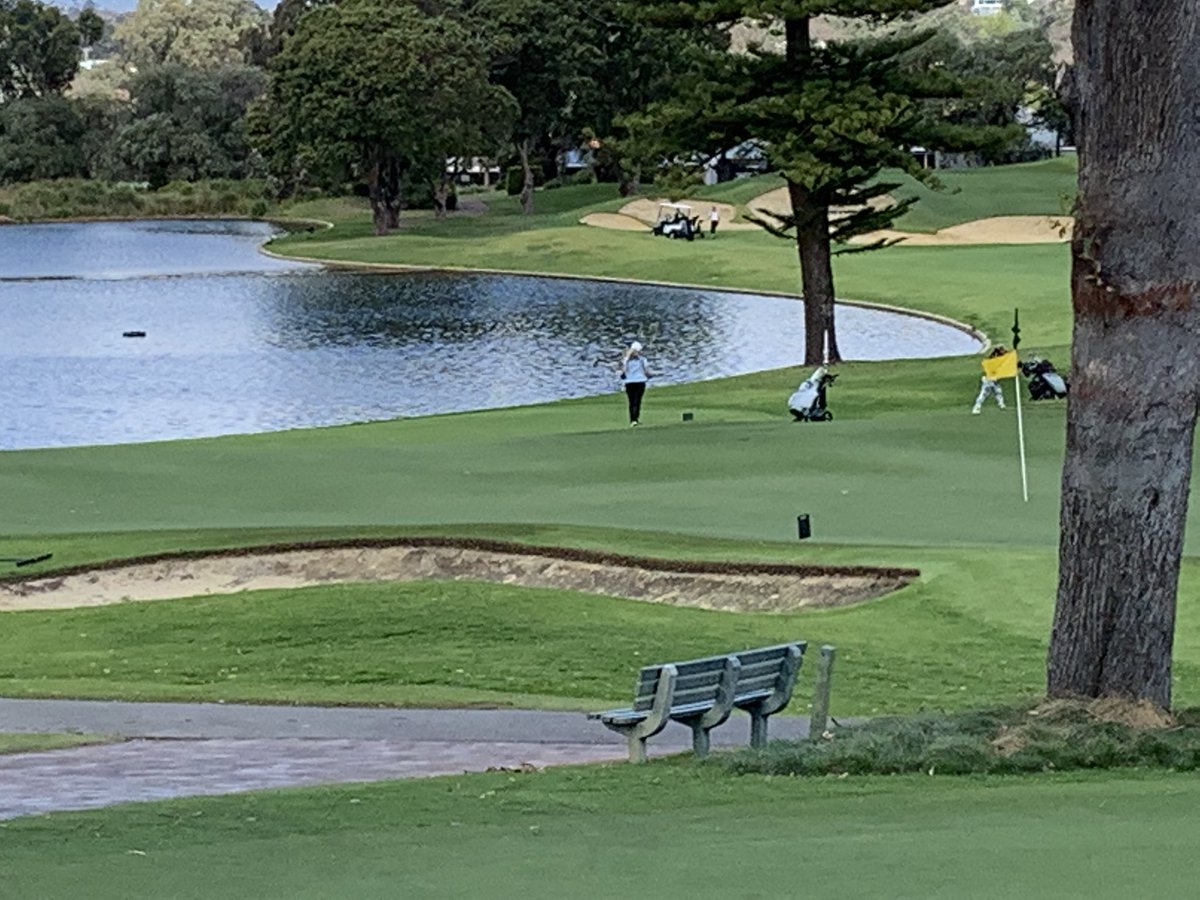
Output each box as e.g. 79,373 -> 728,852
0,699 -> 815,820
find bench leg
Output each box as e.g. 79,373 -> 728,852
691,724 -> 711,759
750,711 -> 768,749
627,733 -> 649,763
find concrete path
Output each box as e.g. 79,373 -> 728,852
0,699 -> 814,820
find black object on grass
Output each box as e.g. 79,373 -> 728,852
0,553 -> 53,567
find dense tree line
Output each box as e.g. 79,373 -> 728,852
0,0 -> 1063,217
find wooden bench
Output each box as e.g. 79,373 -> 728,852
589,642 -> 806,762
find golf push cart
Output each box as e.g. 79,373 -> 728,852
788,366 -> 837,422
651,203 -> 703,241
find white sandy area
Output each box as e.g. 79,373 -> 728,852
579,212 -> 649,231
851,215 -> 1073,246
583,187 -> 1073,247
0,546 -> 908,614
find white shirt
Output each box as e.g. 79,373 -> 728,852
623,355 -> 648,383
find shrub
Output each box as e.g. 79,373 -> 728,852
715,700 -> 1200,778
0,178 -> 279,220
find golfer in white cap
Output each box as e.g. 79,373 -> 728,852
619,341 -> 652,425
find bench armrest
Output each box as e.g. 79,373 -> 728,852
590,665 -> 678,741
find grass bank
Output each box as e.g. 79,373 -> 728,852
4,764 -> 1198,899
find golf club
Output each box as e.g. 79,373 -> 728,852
0,553 -> 53,567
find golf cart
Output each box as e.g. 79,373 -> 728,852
651,203 -> 701,241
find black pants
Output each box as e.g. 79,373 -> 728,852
625,381 -> 646,422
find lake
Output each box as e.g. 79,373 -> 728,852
0,220 -> 980,449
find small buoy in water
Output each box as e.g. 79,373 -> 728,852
122,331 -> 146,338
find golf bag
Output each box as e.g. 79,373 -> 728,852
1020,357 -> 1068,401
788,366 -> 837,422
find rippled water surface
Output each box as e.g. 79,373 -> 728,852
0,220 -> 979,449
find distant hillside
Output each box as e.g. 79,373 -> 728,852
52,0 -> 277,12
733,0 -> 1073,63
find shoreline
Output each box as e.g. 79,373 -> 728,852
258,223 -> 992,352
1,209 -> 993,351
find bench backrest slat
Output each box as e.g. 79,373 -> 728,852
633,656 -> 732,711
734,644 -> 802,693
734,642 -> 806,715
631,642 -> 806,712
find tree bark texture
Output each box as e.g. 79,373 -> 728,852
1047,0 -> 1200,708
366,152 -> 404,236
386,157 -> 404,231
518,137 -> 535,215
367,156 -> 389,236
789,180 -> 839,365
782,16 -> 840,366
433,175 -> 451,218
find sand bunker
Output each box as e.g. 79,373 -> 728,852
742,189 -> 1070,245
582,185 -> 1072,248
0,539 -> 918,615
851,215 -> 1072,247
579,212 -> 649,231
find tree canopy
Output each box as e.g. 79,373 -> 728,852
0,93 -> 85,180
107,63 -> 267,186
114,0 -> 268,68
0,0 -> 100,99
634,0 -> 1002,364
255,0 -> 511,233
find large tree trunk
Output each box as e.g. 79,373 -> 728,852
518,137 -> 535,215
367,157 -> 389,236
365,151 -> 405,235
789,180 -> 839,365
383,157 -> 403,231
433,175 -> 451,218
783,15 -> 840,366
1046,0 -> 1200,709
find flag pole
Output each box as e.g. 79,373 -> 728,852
1015,372 -> 1029,502
1012,308 -> 1029,502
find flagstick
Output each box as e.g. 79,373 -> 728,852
1014,374 -> 1029,502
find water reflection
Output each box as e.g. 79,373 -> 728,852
0,220 -> 979,449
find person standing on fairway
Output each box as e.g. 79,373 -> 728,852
709,206 -> 720,237
620,341 -> 651,426
972,345 -> 1010,414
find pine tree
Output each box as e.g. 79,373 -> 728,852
635,2 -> 1000,364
